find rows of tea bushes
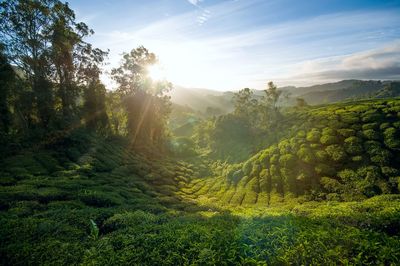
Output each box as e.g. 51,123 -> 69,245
1,105 -> 400,264
186,99 -> 400,204
0,131 -> 204,264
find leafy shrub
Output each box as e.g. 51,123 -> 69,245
306,130 -> 321,143
37,188 -> 71,203
78,191 -> 121,207
8,167 -> 32,180
320,177 -> 342,193
250,163 -> 261,178
315,150 -> 328,161
320,135 -> 339,145
170,137 -> 197,157
310,143 -> 321,149
315,164 -> 336,176
361,112 -> 384,122
338,169 -> 358,183
362,129 -> 380,140
34,153 -> 61,173
337,128 -> 355,137
279,154 -> 296,168
89,219 -> 99,240
297,147 -> 315,163
242,160 -> 253,175
0,174 -> 16,186
362,123 -> 378,130
340,113 -> 360,124
351,155 -> 364,162
370,151 -> 392,166
66,147 -> 81,162
363,141 -> 384,159
322,127 -> 336,136
103,211 -> 157,232
381,166 -> 399,177
278,139 -> 291,154
393,121 -> 400,128
379,122 -> 391,130
296,130 -> 306,138
344,136 -> 363,155
326,145 -> 347,162
383,127 -> 400,149
270,154 -> 279,164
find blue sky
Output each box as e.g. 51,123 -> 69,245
68,0 -> 400,90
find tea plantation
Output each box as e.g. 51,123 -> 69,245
1,99 -> 400,265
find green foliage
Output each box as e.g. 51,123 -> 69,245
89,219 -> 99,240
326,144 -> 347,162
297,146 -> 315,163
306,129 -> 321,142
83,81 -> 110,132
169,137 -> 196,157
320,176 -> 343,193
337,128 -> 355,137
1,2 -> 400,262
315,150 -> 329,161
320,134 -> 339,145
198,99 -> 400,202
344,136 -> 363,155
1,102 -> 400,265
78,190 -> 122,207
384,127 -> 400,149
362,129 -> 380,140
111,46 -> 172,147
315,163 -> 335,176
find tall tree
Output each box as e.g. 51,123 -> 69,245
261,81 -> 282,128
111,46 -> 172,147
83,80 -> 109,132
0,0 -> 103,129
296,97 -> 308,108
77,41 -> 109,133
232,87 -> 260,125
0,44 -> 15,133
233,88 -> 253,118
0,0 -> 55,127
50,1 -> 95,123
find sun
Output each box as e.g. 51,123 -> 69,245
147,64 -> 167,81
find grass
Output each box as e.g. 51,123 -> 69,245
0,133 -> 399,265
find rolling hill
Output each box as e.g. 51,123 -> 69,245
169,86 -> 234,114
170,80 -> 400,112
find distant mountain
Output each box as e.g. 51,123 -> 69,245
286,80 -> 400,105
285,80 -> 364,96
373,82 -> 400,98
170,81 -> 400,113
169,86 -> 234,114
264,80 -> 400,105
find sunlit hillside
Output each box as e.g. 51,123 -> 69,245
1,0 -> 400,265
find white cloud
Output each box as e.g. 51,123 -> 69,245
186,0 -> 211,25
187,0 -> 203,7
91,0 -> 400,90
197,9 -> 211,25
275,41 -> 400,86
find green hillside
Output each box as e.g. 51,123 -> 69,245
172,80 -> 400,111
186,99 -> 400,206
1,129 -> 400,265
1,1 -> 400,265
169,86 -> 234,114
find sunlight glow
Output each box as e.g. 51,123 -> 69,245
148,64 -> 167,81
151,43 -> 239,90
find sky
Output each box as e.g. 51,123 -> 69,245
68,0 -> 400,91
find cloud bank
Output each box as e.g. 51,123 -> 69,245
280,42 -> 400,85
88,0 -> 400,90
187,0 -> 203,7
